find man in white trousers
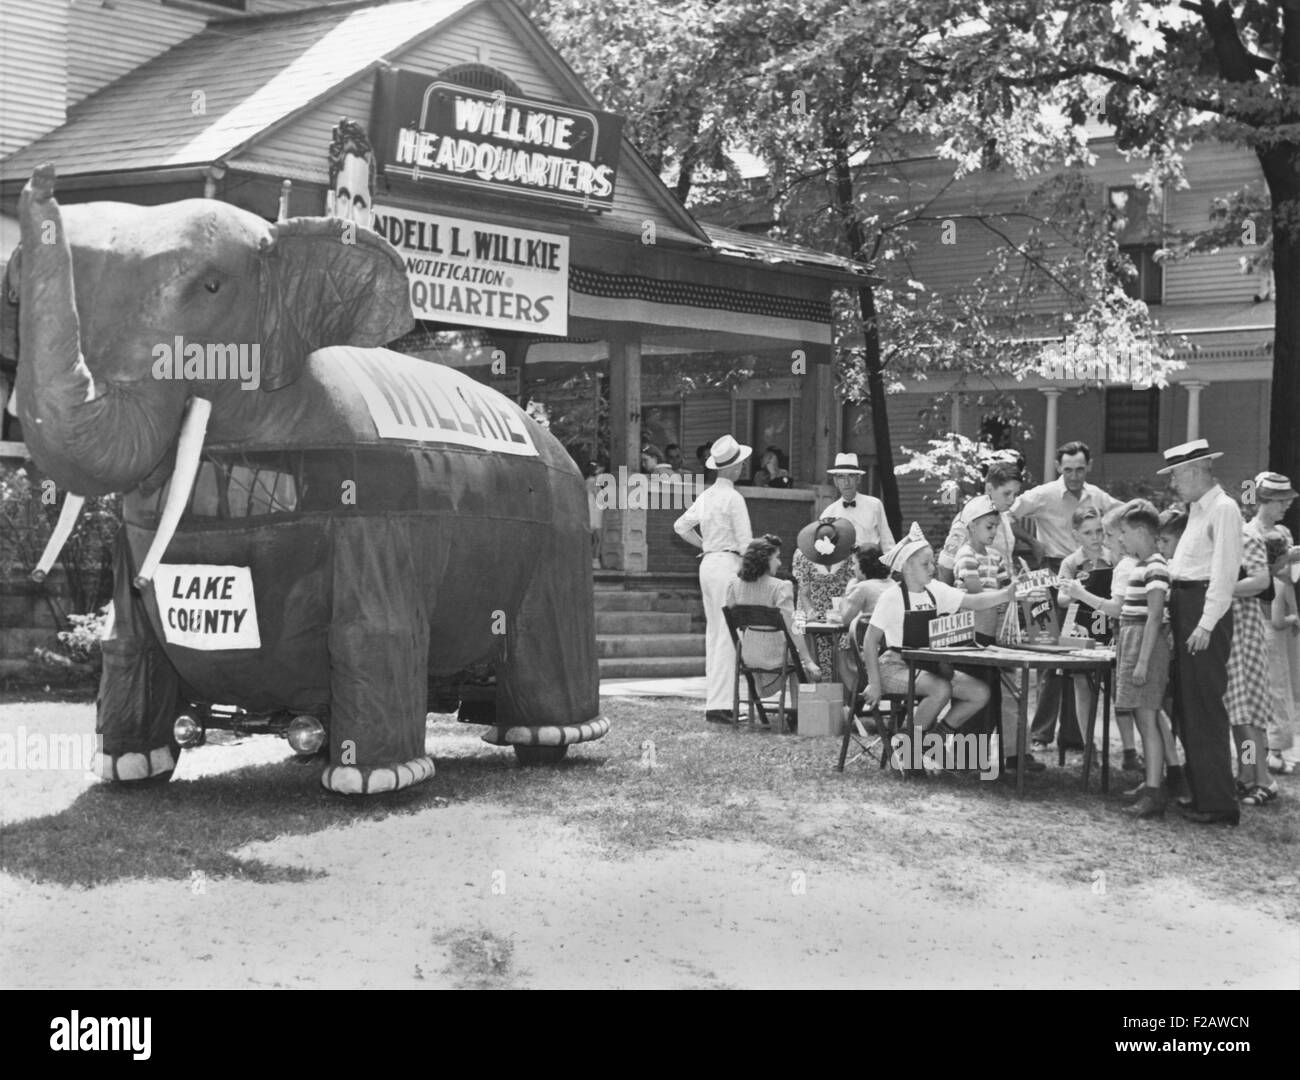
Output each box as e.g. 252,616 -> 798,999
674,435 -> 754,723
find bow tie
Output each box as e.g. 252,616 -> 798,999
842,499 -> 856,508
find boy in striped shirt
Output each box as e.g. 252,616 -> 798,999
1072,500 -> 1175,817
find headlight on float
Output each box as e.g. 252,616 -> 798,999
173,711 -> 205,748
286,714 -> 326,756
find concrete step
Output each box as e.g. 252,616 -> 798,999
595,610 -> 692,634
597,633 -> 705,658
592,591 -> 658,612
599,655 -> 707,679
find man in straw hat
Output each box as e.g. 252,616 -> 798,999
824,452 -> 895,552
1160,439 -> 1243,825
674,435 -> 754,723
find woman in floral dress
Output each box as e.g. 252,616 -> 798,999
791,517 -> 857,673
1225,519 -> 1276,805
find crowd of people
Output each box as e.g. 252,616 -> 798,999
673,433 -> 1300,826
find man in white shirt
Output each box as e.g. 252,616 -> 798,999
674,435 -> 754,723
1011,441 -> 1122,573
823,452 -> 895,552
1161,439 -> 1243,825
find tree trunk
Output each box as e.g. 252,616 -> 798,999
830,145 -> 902,536
1258,151 -> 1300,536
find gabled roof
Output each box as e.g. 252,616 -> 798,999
0,0 -> 481,180
0,0 -> 868,279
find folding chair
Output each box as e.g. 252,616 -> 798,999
837,614 -> 913,772
723,604 -> 809,732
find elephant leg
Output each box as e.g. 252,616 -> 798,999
486,519 -> 606,753
321,522 -> 435,795
94,534 -> 183,782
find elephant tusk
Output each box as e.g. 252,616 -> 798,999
134,396 -> 212,590
30,493 -> 84,582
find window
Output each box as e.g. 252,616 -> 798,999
1108,186 -> 1164,303
1104,388 -> 1160,453
437,64 -> 523,98
1117,244 -> 1163,303
750,399 -> 792,482
641,404 -> 682,460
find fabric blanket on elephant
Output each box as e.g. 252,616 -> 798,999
5,164 -> 605,795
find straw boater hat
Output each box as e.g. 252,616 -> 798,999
1254,472 -> 1298,501
882,522 -> 931,572
1156,438 -> 1224,475
797,517 -> 856,567
960,493 -> 999,523
827,452 -> 866,476
705,434 -> 752,470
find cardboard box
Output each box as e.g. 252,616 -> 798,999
796,682 -> 846,737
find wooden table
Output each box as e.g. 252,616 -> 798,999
899,644 -> 1115,797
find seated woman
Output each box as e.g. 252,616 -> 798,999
725,535 -> 821,705
863,523 -> 1014,771
838,544 -> 893,690
754,446 -> 793,488
841,545 -> 892,626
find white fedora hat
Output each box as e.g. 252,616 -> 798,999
827,452 -> 865,475
705,434 -> 752,470
1156,438 -> 1224,475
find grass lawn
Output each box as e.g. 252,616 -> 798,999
1,693 -> 1295,929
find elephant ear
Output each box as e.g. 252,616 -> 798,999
1,246 -> 19,363
258,218 -> 414,391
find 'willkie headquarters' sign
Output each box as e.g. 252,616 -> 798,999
372,205 -> 569,335
372,69 -> 624,211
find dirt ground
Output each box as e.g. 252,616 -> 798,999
1,695 -> 1296,989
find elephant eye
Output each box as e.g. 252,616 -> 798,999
204,279 -> 221,294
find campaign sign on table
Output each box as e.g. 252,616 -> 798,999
155,565 -> 261,651
1014,568 -> 1059,598
928,609 -> 976,648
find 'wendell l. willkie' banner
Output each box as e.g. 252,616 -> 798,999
372,68 -> 624,210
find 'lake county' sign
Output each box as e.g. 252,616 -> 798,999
372,69 -> 624,210
372,206 -> 568,335
155,565 -> 261,651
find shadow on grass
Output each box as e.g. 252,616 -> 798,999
0,749 -> 608,888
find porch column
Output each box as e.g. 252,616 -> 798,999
1183,380 -> 1207,441
1040,388 -> 1061,480
607,328 -> 642,471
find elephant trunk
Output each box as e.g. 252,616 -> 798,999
15,164 -> 186,496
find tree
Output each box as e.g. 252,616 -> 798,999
926,1 -> 1300,527
528,2 -> 1188,530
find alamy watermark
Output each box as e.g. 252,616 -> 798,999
592,466 -> 707,510
151,335 -> 261,390
0,727 -> 97,772
1039,345 -> 1166,387
890,729 -> 1001,780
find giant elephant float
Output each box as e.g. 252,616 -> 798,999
3,164 -> 606,794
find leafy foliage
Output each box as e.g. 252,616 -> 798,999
0,465 -> 119,620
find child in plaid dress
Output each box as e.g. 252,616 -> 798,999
1227,515 -> 1278,806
